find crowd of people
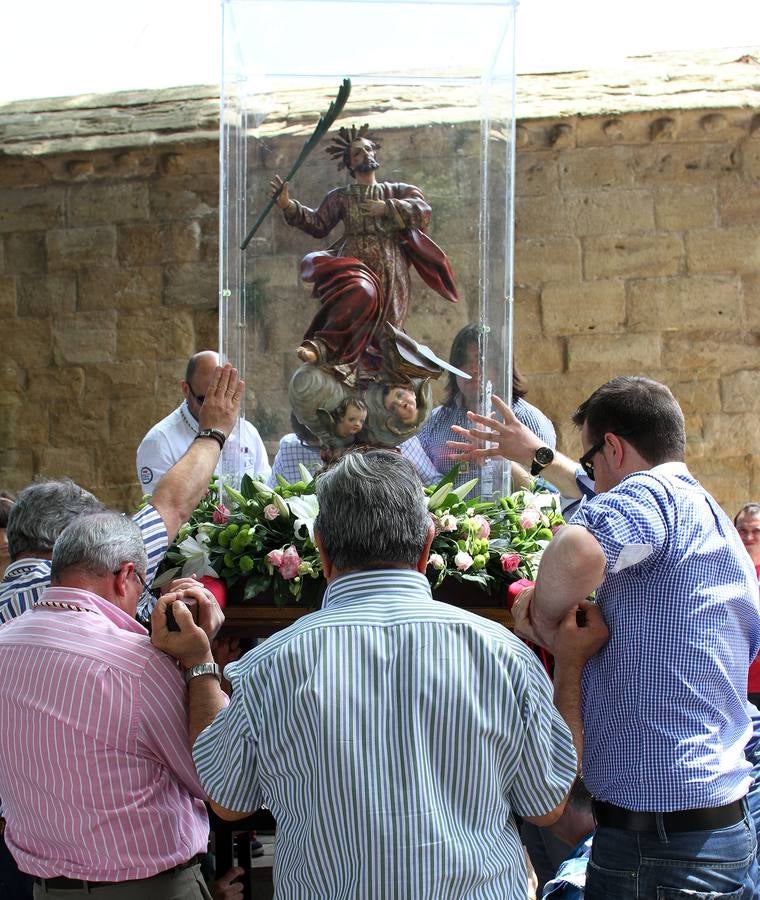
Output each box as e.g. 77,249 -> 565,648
0,352 -> 758,900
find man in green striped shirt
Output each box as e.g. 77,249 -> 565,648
154,451 -> 605,899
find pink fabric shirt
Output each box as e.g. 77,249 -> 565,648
0,586 -> 209,880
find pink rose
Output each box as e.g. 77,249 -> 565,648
454,551 -> 473,572
212,502 -> 230,525
438,514 -> 458,533
500,552 -> 521,573
519,507 -> 542,529
266,548 -> 284,568
278,545 -> 302,580
472,515 -> 490,539
428,553 -> 445,571
263,503 -> 280,521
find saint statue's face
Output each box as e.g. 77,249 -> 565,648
349,138 -> 380,174
384,387 -> 417,425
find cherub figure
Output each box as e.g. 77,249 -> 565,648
331,397 -> 368,440
271,124 -> 458,373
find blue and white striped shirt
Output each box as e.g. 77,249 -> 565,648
416,397 -> 557,491
268,433 -> 441,487
0,505 -> 168,625
194,569 -> 576,899
571,463 -> 760,811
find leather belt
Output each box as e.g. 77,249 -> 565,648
34,854 -> 204,890
593,798 -> 745,833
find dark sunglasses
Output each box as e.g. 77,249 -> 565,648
579,437 -> 606,479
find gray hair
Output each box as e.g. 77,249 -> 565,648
7,479 -> 105,560
315,450 -> 431,571
51,512 -> 147,581
735,503 -> 760,526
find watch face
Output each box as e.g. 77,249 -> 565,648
534,446 -> 554,466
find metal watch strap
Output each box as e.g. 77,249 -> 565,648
184,662 -> 222,684
194,428 -> 226,450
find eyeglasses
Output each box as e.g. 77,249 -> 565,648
113,567 -> 148,592
579,437 -> 606,479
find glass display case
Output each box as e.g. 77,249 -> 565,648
218,0 -> 517,498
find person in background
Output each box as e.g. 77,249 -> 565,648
0,492 -> 14,579
736,502 -> 760,707
416,324 -> 556,491
137,351 -> 270,494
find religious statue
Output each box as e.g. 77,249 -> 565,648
271,122 -> 463,450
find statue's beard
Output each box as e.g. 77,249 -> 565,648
355,158 -> 380,173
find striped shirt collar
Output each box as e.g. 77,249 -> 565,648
35,586 -> 147,635
323,568 -> 432,609
3,558 -> 49,582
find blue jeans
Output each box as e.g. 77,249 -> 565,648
585,802 -> 759,899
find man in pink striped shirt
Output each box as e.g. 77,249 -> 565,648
0,511 -> 225,899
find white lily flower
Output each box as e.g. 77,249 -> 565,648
287,494 -> 319,541
297,463 -> 314,484
175,535 -> 219,577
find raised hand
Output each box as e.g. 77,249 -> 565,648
198,363 -> 244,438
270,175 -> 290,210
446,394 -> 541,468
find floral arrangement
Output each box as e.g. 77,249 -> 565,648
153,467 -> 564,606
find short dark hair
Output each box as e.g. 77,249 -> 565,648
735,503 -> 760,526
571,376 -> 685,465
315,451 -> 430,571
0,496 -> 13,530
7,480 -> 105,560
330,396 -> 368,426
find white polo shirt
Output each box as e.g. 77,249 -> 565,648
136,401 -> 271,495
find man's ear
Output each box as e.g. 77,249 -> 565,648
605,432 -> 626,472
416,521 -> 436,575
314,530 -> 335,583
180,381 -> 191,403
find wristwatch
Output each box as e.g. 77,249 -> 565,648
530,446 -> 555,477
185,662 -> 222,684
194,428 -> 226,450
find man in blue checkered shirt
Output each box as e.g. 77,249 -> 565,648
506,376 -> 760,898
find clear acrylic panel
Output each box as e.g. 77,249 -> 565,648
220,0 -> 517,497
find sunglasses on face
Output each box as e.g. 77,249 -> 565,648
579,437 -> 606,480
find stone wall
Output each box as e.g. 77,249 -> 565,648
0,63 -> 758,515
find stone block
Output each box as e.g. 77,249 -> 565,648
515,237 -> 582,285
78,266 -> 162,311
654,187 -> 717,231
0,187 -> 65,233
36,446 -> 96,488
721,370 -> 760,413
515,195 -> 571,239
567,333 -> 661,373
17,274 -> 77,317
663,336 -> 760,373
559,147 -> 635,191
514,285 -> 542,335
628,275 -> 741,332
164,263 -> 219,308
49,401 -> 110,449
687,228 -> 760,275
3,232 -> 46,275
116,310 -> 195,361
583,234 -> 683,279
99,482 -> 143,515
0,157 -> 52,189
515,151 -> 560,197
53,311 -> 118,365
68,182 -> 149,226
718,184 -> 760,228
669,378 -> 722,416
94,441 -> 141,490
117,221 -> 201,266
83,360 -> 157,404
542,279 -> 626,335
46,227 -> 117,270
575,114 -> 648,148
574,191 -> 654,237
26,366 -> 86,404
688,455 -> 749,514
514,336 -> 565,375
744,274 -> 760,332
525,372 -> 609,426
703,413 -> 760,459
0,450 -> 35,490
199,218 -> 219,263
247,255 -> 306,295
0,276 -> 16,318
0,359 -> 23,397
633,144 -> 738,186
4,317 -> 54,367
149,176 -> 218,221
110,397 -> 166,451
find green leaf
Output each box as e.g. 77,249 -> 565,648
243,574 -> 271,600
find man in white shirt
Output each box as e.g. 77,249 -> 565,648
137,351 -> 271,494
